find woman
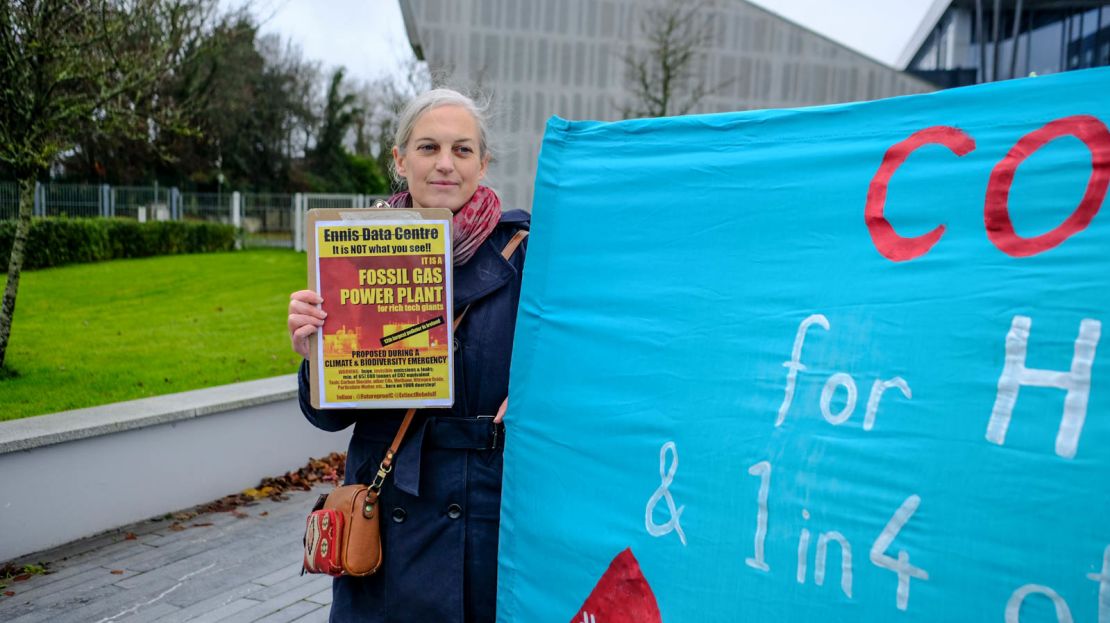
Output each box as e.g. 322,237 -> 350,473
287,88 -> 528,622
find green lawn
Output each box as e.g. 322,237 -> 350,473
0,249 -> 307,421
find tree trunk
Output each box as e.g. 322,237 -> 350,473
0,176 -> 36,368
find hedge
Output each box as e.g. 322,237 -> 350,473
0,218 -> 238,270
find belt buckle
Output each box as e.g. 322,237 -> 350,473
477,415 -> 500,450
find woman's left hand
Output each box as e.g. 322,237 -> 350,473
494,397 -> 508,423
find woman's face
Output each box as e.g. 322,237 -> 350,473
393,105 -> 488,213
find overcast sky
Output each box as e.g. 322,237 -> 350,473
228,0 -> 938,84
748,0 -> 938,66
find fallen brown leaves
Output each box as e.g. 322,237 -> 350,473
266,452 -> 346,493
0,562 -> 47,596
103,454 -> 348,542
0,563 -> 43,578
198,452 -> 345,515
0,458 -> 346,597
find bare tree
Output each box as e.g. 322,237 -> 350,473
254,32 -> 321,166
617,0 -> 721,119
0,0 -> 202,369
353,58 -> 432,188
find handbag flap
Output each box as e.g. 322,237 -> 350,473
323,484 -> 383,576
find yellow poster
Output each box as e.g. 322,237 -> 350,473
312,217 -> 454,409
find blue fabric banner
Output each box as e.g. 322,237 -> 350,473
498,67 -> 1110,623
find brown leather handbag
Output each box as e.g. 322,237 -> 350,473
302,407 -> 416,576
302,229 -> 528,577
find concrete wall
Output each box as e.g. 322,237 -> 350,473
401,0 -> 936,211
0,376 -> 350,562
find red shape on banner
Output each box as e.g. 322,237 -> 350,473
865,125 -> 976,262
984,114 -> 1110,257
570,548 -> 662,623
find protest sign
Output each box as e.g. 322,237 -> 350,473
306,208 -> 454,409
499,67 -> 1110,622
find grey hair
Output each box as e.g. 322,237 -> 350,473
390,88 -> 492,185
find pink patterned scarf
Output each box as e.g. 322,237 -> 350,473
387,185 -> 501,265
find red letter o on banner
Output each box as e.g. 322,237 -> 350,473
865,126 -> 976,262
984,115 -> 1110,257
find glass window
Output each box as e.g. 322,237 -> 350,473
1028,19 -> 1063,76
780,62 -> 794,100
511,91 -> 522,134
518,2 -> 532,30
720,56 -> 735,96
514,38 -> 524,83
598,43 -> 610,87
1100,6 -> 1110,65
752,17 -> 768,53
574,45 -> 585,87
560,42 -> 572,85
536,39 -> 548,82
469,32 -> 482,75
485,35 -> 499,79
813,63 -> 828,101
544,0 -> 555,33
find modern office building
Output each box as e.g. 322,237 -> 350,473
397,0 -> 938,210
904,1 -> 1110,88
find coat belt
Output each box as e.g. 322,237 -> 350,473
354,415 -> 504,496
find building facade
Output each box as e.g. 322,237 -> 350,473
399,0 -> 935,211
904,1 -> 1110,88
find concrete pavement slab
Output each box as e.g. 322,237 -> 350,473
0,485 -> 334,623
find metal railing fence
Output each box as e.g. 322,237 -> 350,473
112,186 -> 171,220
243,193 -> 295,248
43,184 -> 101,218
0,181 -> 18,220
0,182 -> 385,250
180,191 -> 225,222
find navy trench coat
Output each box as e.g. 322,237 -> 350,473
299,210 -> 530,623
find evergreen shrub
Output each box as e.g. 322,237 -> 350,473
0,218 -> 237,269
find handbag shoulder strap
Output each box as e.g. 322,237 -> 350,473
501,229 -> 528,261
368,229 -> 529,495
370,307 -> 467,493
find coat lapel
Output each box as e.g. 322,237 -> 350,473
452,235 -> 516,310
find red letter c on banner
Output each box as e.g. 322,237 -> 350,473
866,126 -> 976,262
984,115 -> 1110,257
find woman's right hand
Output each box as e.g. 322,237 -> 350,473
288,290 -> 326,359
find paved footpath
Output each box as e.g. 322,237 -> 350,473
0,486 -> 334,623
